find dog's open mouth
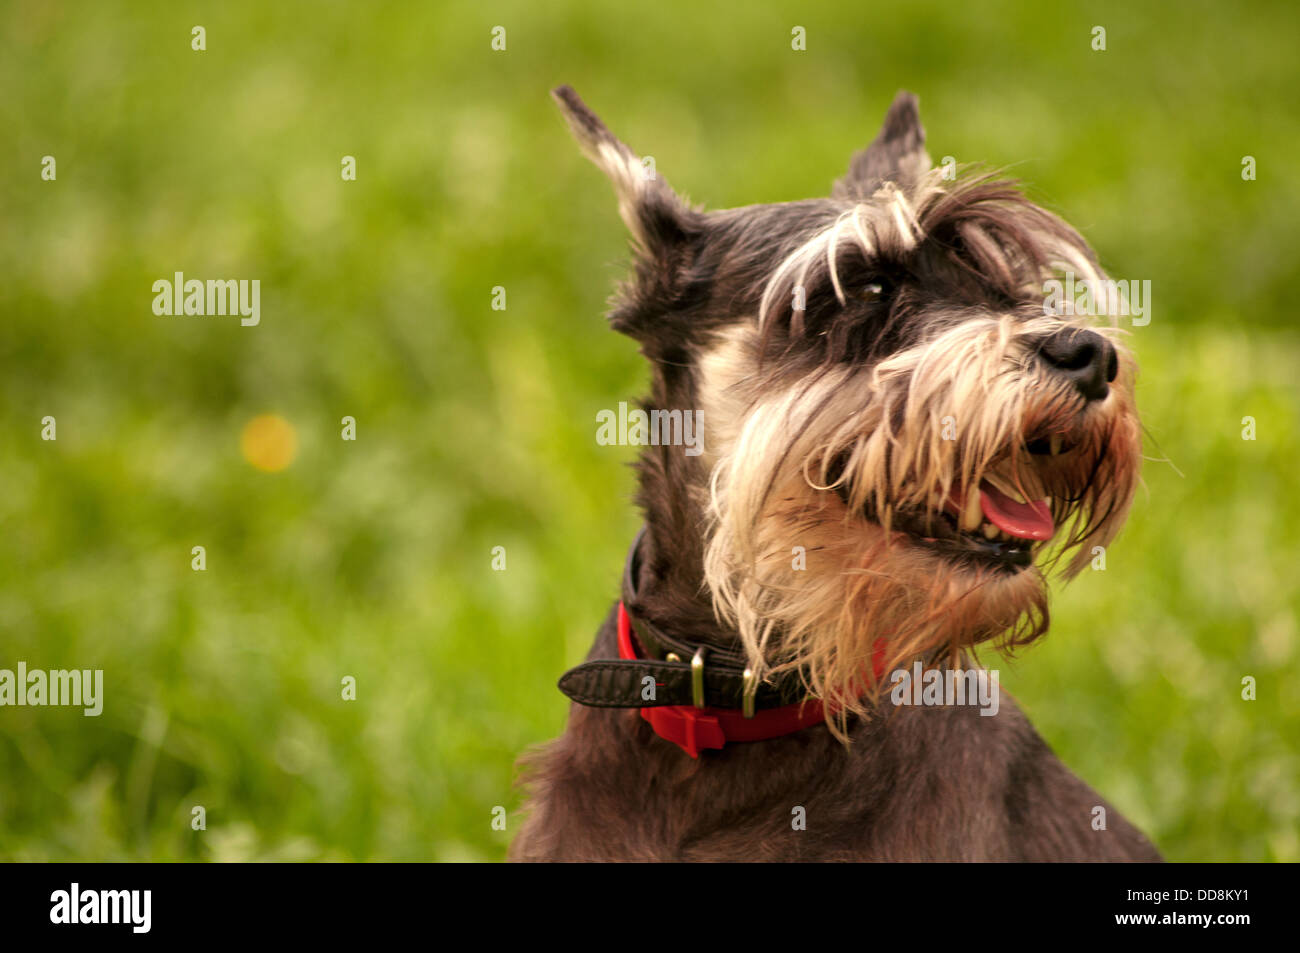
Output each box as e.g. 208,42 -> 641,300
928,476 -> 1052,569
835,432 -> 1079,572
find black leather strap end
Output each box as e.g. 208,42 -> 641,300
558,659 -> 695,709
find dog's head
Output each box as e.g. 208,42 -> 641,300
555,86 -> 1142,726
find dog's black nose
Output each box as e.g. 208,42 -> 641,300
1038,328 -> 1118,402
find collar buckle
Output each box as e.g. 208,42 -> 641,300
691,646 -> 707,708
742,668 -> 758,718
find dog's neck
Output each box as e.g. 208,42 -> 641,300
624,513 -> 738,651
620,362 -> 740,648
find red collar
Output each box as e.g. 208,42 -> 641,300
616,601 -> 885,758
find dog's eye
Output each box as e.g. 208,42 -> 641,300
854,278 -> 892,302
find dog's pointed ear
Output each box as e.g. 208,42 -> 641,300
552,85 -> 701,255
833,91 -> 932,199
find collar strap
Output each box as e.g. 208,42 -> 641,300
615,601 -> 830,757
556,528 -> 884,758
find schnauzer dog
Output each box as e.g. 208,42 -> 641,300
511,86 -> 1161,862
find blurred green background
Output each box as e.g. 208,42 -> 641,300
1,0 -> 1297,861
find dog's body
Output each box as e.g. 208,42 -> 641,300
512,606 -> 1159,862
512,87 -> 1161,862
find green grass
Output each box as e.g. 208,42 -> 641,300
0,0 -> 1296,861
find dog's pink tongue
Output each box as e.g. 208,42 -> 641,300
979,482 -> 1054,541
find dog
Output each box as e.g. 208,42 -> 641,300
510,86 -> 1161,862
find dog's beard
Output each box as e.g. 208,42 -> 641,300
702,314 -> 1142,735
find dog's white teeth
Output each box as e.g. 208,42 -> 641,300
981,522 -> 999,540
960,486 -> 983,531
1049,433 -> 1063,456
